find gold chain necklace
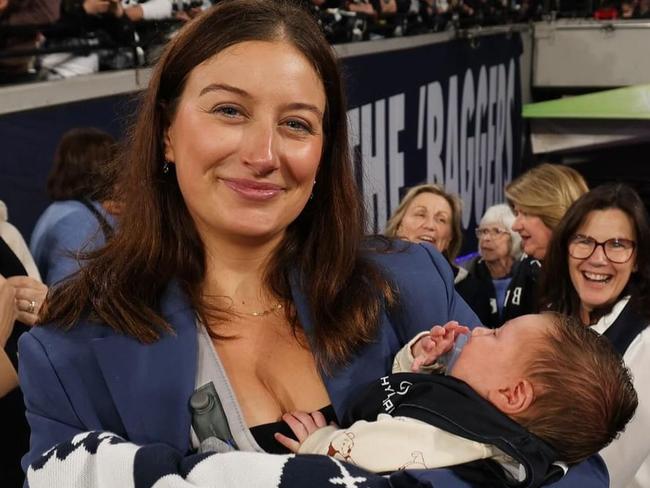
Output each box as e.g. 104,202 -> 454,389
241,302 -> 283,317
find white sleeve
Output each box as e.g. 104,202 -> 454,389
139,0 -> 173,20
600,327 -> 650,487
392,331 -> 443,374
298,414 -> 494,472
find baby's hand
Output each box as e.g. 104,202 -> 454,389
411,321 -> 470,372
274,410 -> 328,452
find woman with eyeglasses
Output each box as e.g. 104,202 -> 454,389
460,204 -> 522,328
541,183 -> 650,488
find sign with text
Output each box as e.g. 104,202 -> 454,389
344,33 -> 523,252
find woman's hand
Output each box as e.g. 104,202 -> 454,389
274,410 -> 329,453
6,276 -> 47,326
411,321 -> 470,371
0,275 -> 17,347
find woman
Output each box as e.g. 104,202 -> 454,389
542,183 -> 650,488
462,203 -> 521,328
506,163 -> 588,261
18,2 -> 605,487
18,1 -> 474,486
385,183 -> 462,264
502,163 -> 588,319
383,184 -> 499,322
30,127 -> 119,285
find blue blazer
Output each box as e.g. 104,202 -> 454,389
18,242 -> 607,487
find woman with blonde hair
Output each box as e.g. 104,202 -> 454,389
502,163 -> 589,319
383,184 -> 501,325
385,183 -> 463,264
505,163 -> 588,261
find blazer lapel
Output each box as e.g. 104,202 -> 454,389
91,282 -> 197,452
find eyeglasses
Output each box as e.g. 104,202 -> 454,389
568,234 -> 636,264
475,227 -> 509,239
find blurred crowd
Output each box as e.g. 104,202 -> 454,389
0,0 -> 559,85
2,0 -> 649,86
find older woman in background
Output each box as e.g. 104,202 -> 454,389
461,204 -> 521,327
503,163 -> 589,318
384,183 -> 494,324
385,183 -> 463,272
542,183 -> 650,488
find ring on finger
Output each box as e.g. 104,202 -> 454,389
27,300 -> 36,314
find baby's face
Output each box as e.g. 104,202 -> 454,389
449,315 -> 552,401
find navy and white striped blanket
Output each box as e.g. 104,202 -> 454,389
27,431 -> 394,488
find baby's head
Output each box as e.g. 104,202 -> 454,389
450,312 -> 637,464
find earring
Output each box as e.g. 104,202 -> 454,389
162,161 -> 171,174
309,179 -> 316,200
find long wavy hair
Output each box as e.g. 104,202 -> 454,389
540,183 -> 650,323
41,0 -> 393,368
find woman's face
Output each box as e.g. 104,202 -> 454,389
511,205 -> 553,260
164,40 -> 326,245
397,193 -> 453,253
478,224 -> 511,262
569,208 -> 637,315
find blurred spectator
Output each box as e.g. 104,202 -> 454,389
504,163 -> 588,319
593,1 -> 619,18
639,0 -> 650,16
460,203 -> 522,328
383,183 -> 489,318
620,0 -> 638,17
30,127 -> 120,285
385,183 -> 463,264
40,0 -> 134,79
0,0 -> 61,84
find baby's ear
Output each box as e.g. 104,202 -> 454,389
492,379 -> 534,415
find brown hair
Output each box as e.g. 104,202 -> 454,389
514,312 -> 637,464
541,183 -> 650,323
505,163 -> 588,230
384,183 -> 463,262
41,0 -> 393,368
47,127 -> 117,202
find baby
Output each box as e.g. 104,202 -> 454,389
275,313 -> 637,482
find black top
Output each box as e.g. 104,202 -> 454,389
456,256 -> 541,328
1,237 -> 30,487
250,405 -> 338,454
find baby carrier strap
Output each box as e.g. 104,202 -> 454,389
344,373 -> 560,488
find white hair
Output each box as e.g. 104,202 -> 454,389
479,203 -> 522,260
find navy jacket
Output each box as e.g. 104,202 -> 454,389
18,242 -> 607,487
